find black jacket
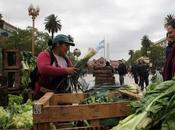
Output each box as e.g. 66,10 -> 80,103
117,63 -> 127,75
137,63 -> 149,78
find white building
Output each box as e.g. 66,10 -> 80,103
0,14 -> 17,37
154,37 -> 167,48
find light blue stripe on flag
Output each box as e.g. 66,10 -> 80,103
96,39 -> 105,51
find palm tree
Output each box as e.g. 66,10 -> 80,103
128,50 -> 134,64
141,35 -> 152,56
164,14 -> 175,28
44,14 -> 62,39
129,50 -> 134,59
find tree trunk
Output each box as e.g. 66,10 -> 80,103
52,31 -> 54,39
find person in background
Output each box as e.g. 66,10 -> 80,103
163,19 -> 175,81
131,61 -> 139,84
165,33 -> 173,59
105,61 -> 114,73
137,58 -> 149,91
34,34 -> 77,99
117,60 -> 127,85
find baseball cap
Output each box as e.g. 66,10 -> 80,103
52,34 -> 75,46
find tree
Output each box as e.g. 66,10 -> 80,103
128,50 -> 134,64
44,14 -> 62,39
0,27 -> 49,55
35,30 -> 50,54
127,50 -> 142,64
164,14 -> 175,28
149,45 -> 164,69
128,50 -> 134,59
141,35 -> 152,56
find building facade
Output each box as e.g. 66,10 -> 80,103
154,37 -> 167,48
0,15 -> 17,37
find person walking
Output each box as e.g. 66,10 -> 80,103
131,62 -> 139,84
117,60 -> 127,85
137,59 -> 149,91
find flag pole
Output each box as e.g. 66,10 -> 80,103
106,42 -> 109,61
104,37 -> 105,59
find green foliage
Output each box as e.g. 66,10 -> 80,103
149,45 -> 164,68
127,50 -> 142,64
35,30 -> 50,55
127,36 -> 164,69
0,27 -> 49,56
0,107 -> 10,129
45,14 -> 62,39
128,50 -> 134,64
141,35 -> 153,56
112,80 -> 175,130
0,95 -> 33,129
164,14 -> 175,28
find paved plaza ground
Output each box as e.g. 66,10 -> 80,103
83,74 -> 135,90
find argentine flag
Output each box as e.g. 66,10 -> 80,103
96,39 -> 105,52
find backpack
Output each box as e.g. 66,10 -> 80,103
28,51 -> 57,90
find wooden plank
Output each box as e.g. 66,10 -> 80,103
33,102 -> 131,123
2,49 -> 21,70
56,126 -> 106,130
50,93 -> 87,105
0,128 -> 31,130
33,92 -> 54,115
90,119 -> 100,126
93,70 -> 112,74
33,123 -> 49,130
3,69 -> 20,90
34,92 -> 54,106
94,73 -> 113,77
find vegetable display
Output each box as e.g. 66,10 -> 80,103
111,79 -> 175,130
55,48 -> 96,92
79,87 -> 136,128
0,95 -> 33,129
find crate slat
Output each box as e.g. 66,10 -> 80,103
33,92 -> 139,130
34,101 -> 131,123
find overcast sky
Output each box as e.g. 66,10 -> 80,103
0,0 -> 174,60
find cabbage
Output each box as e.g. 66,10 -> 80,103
0,95 -> 33,129
11,110 -> 33,129
0,107 -> 10,129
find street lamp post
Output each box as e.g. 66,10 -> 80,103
28,4 -> 39,54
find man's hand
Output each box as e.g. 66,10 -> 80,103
65,67 -> 78,75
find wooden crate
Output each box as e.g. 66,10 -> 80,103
2,49 -> 21,70
3,69 -> 21,91
0,86 -> 8,106
0,129 -> 30,130
33,92 -> 138,130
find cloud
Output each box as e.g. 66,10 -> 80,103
0,0 -> 174,60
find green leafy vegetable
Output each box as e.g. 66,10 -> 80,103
111,80 -> 175,130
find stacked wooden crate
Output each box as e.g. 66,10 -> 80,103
93,66 -> 115,85
0,74 -> 8,106
2,49 -> 21,94
32,91 -> 140,130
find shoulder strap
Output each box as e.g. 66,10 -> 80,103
64,56 -> 71,67
48,51 -> 59,67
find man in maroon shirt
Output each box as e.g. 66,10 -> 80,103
163,19 -> 175,81
34,34 -> 78,99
